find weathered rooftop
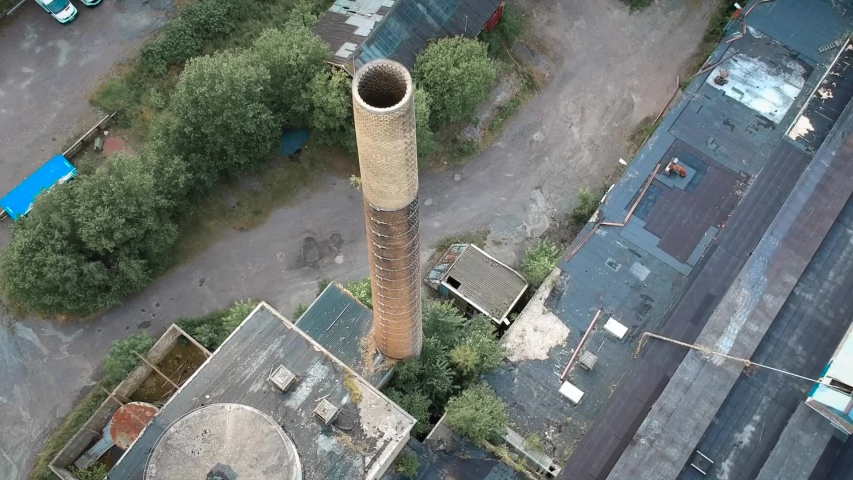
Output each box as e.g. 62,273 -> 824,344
107,303 -> 415,480
296,283 -> 394,388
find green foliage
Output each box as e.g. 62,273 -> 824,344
414,37 -> 497,126
345,278 -> 373,309
446,383 -> 509,445
480,3 -> 524,57
139,0 -> 239,75
306,67 -> 356,151
414,87 -> 438,162
178,300 -> 256,351
456,140 -> 480,157
317,278 -> 332,294
449,316 -> 506,379
0,153 -> 187,317
570,188 -> 599,225
90,76 -> 146,128
395,450 -> 421,479
422,300 -> 466,349
620,0 -> 655,10
525,433 -> 543,452
387,389 -> 432,438
170,50 -> 279,187
489,97 -> 521,133
71,463 -> 109,480
104,332 -> 156,384
394,337 -> 455,404
250,27 -> 330,128
293,303 -> 308,320
521,240 -> 560,288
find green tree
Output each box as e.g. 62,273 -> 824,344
345,278 -> 372,309
386,389 -> 432,438
395,450 -> 421,479
394,337 -> 454,404
445,383 -> 509,445
414,87 -> 438,161
570,188 -> 598,224
178,300 -> 256,351
221,299 -> 255,331
170,50 -> 279,187
414,37 -> 497,126
306,67 -> 356,151
521,240 -> 560,288
422,300 -> 466,350
104,332 -> 156,384
251,27 -> 330,128
449,315 -> 506,379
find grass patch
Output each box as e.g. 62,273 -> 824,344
620,0 -> 655,11
680,1 -> 737,87
433,229 -> 491,257
29,384 -> 113,480
626,115 -> 661,155
344,374 -> 363,404
489,97 -> 522,133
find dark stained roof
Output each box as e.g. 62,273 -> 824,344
434,244 -> 528,323
313,0 -> 503,70
107,304 -> 415,480
296,283 -> 394,388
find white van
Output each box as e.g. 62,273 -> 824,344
34,0 -> 77,24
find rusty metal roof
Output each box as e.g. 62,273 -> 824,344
439,244 -> 528,323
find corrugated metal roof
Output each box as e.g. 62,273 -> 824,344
443,244 -> 528,322
296,283 -> 393,387
313,0 -> 502,70
357,0 -> 503,70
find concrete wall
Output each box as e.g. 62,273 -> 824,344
49,325 -> 209,479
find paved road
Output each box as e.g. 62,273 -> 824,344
0,1 -> 717,478
0,0 -> 173,198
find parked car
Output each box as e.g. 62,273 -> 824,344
76,0 -> 101,7
33,0 -> 77,23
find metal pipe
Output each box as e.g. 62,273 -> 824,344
560,309 -> 602,381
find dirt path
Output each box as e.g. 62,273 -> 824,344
0,1 -> 717,478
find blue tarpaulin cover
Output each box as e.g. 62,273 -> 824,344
0,155 -> 77,220
279,130 -> 310,156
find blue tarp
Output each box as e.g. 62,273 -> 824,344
0,155 -> 77,220
279,129 -> 310,156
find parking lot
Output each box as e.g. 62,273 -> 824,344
0,0 -> 173,199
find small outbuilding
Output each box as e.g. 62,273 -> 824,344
425,243 -> 528,325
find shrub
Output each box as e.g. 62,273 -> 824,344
446,383 -> 509,445
521,240 -> 560,288
250,27 -> 330,128
621,0 -> 655,11
395,450 -> 421,479
104,332 -> 156,384
170,50 -> 279,186
394,337 -> 455,404
480,3 -> 524,57
293,303 -> 308,320
178,300 -> 256,351
449,316 -> 506,379
71,463 -> 108,480
414,87 -> 438,162
422,300 -> 466,350
415,37 -> 497,126
570,188 -> 599,224
387,389 -> 432,438
345,278 -> 372,309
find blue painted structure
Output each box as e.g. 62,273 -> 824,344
0,155 -> 77,220
279,129 -> 309,156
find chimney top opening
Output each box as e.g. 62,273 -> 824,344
354,61 -> 411,110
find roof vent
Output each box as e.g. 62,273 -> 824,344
314,398 -> 340,424
268,364 -> 296,392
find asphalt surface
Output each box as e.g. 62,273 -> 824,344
0,1 -> 718,478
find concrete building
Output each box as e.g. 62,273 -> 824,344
106,303 -> 415,480
425,243 -> 528,325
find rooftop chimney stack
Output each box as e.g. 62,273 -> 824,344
352,60 -> 422,360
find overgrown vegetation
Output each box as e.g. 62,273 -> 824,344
445,382 -> 509,445
395,450 -> 421,479
521,240 -> 560,288
344,278 -> 373,309
293,303 -> 308,320
570,188 -> 599,225
480,3 -> 524,57
71,463 -> 109,480
104,332 -> 157,384
620,0 -> 655,11
626,116 -> 662,155
177,300 -> 257,351
681,1 -> 737,87
384,301 -> 507,439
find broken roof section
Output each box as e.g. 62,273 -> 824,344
296,282 -> 394,388
313,0 -> 503,72
108,303 -> 415,480
425,243 -> 528,325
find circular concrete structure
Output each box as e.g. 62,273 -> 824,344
145,403 -> 301,480
110,402 -> 159,449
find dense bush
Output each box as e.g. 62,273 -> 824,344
178,300 -> 256,351
71,463 -> 108,480
306,67 -> 357,151
344,278 -> 373,309
0,153 -> 187,316
414,87 -> 438,162
570,188 -> 599,224
140,0 -> 238,75
445,383 -> 509,445
394,337 -> 455,405
395,451 -> 421,479
480,3 -> 524,57
387,389 -> 432,438
414,37 -> 497,126
448,316 -> 506,380
521,240 -> 560,288
104,332 -> 156,384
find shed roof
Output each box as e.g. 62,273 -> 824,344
0,154 -> 76,220
296,283 -> 394,388
107,303 -> 415,480
435,244 -> 528,322
313,0 -> 502,71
